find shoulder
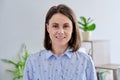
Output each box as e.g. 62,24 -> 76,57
75,50 -> 92,62
75,50 -> 95,67
27,49 -> 48,61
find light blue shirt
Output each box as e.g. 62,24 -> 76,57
24,48 -> 97,80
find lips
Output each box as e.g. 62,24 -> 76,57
56,36 -> 65,39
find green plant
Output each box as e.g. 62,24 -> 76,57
78,16 -> 96,32
1,44 -> 30,80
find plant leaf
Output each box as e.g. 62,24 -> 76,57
6,69 -> 16,73
87,17 -> 93,25
87,24 -> 96,31
78,16 -> 96,31
1,59 -> 17,66
78,21 -> 84,26
80,16 -> 87,25
1,44 -> 30,80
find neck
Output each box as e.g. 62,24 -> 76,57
52,45 -> 68,56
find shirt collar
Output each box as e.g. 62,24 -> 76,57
46,47 -> 73,60
46,50 -> 54,60
63,47 -> 73,59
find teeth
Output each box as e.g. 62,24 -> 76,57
56,36 -> 65,39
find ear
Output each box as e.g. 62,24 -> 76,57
46,24 -> 49,33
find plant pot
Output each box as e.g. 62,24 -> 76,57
82,31 -> 91,41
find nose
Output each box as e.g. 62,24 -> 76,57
58,28 -> 64,34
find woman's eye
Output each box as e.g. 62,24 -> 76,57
64,25 -> 69,28
53,25 -> 58,28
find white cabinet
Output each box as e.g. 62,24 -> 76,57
81,40 -> 110,66
81,40 -> 120,80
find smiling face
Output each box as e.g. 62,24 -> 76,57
46,13 -> 73,48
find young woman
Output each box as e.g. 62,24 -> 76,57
24,4 -> 97,80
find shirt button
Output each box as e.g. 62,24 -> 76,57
61,75 -> 63,79
48,77 -> 51,79
55,69 -> 58,71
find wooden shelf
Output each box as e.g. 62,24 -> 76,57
95,64 -> 120,80
82,40 -> 120,80
95,64 -> 120,70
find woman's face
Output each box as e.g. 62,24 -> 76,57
46,13 -> 73,47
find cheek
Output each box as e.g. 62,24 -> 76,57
48,29 -> 56,38
69,32 -> 73,38
47,27 -> 53,34
50,29 -> 55,34
68,29 -> 73,36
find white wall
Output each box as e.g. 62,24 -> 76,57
0,0 -> 120,80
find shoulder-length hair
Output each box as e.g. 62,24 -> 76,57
44,4 -> 81,52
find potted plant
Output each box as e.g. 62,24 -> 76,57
1,44 -> 30,80
78,16 -> 96,41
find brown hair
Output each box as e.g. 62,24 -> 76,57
44,4 -> 81,52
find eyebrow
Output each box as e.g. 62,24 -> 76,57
51,23 -> 70,25
52,23 -> 58,25
64,23 -> 69,25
